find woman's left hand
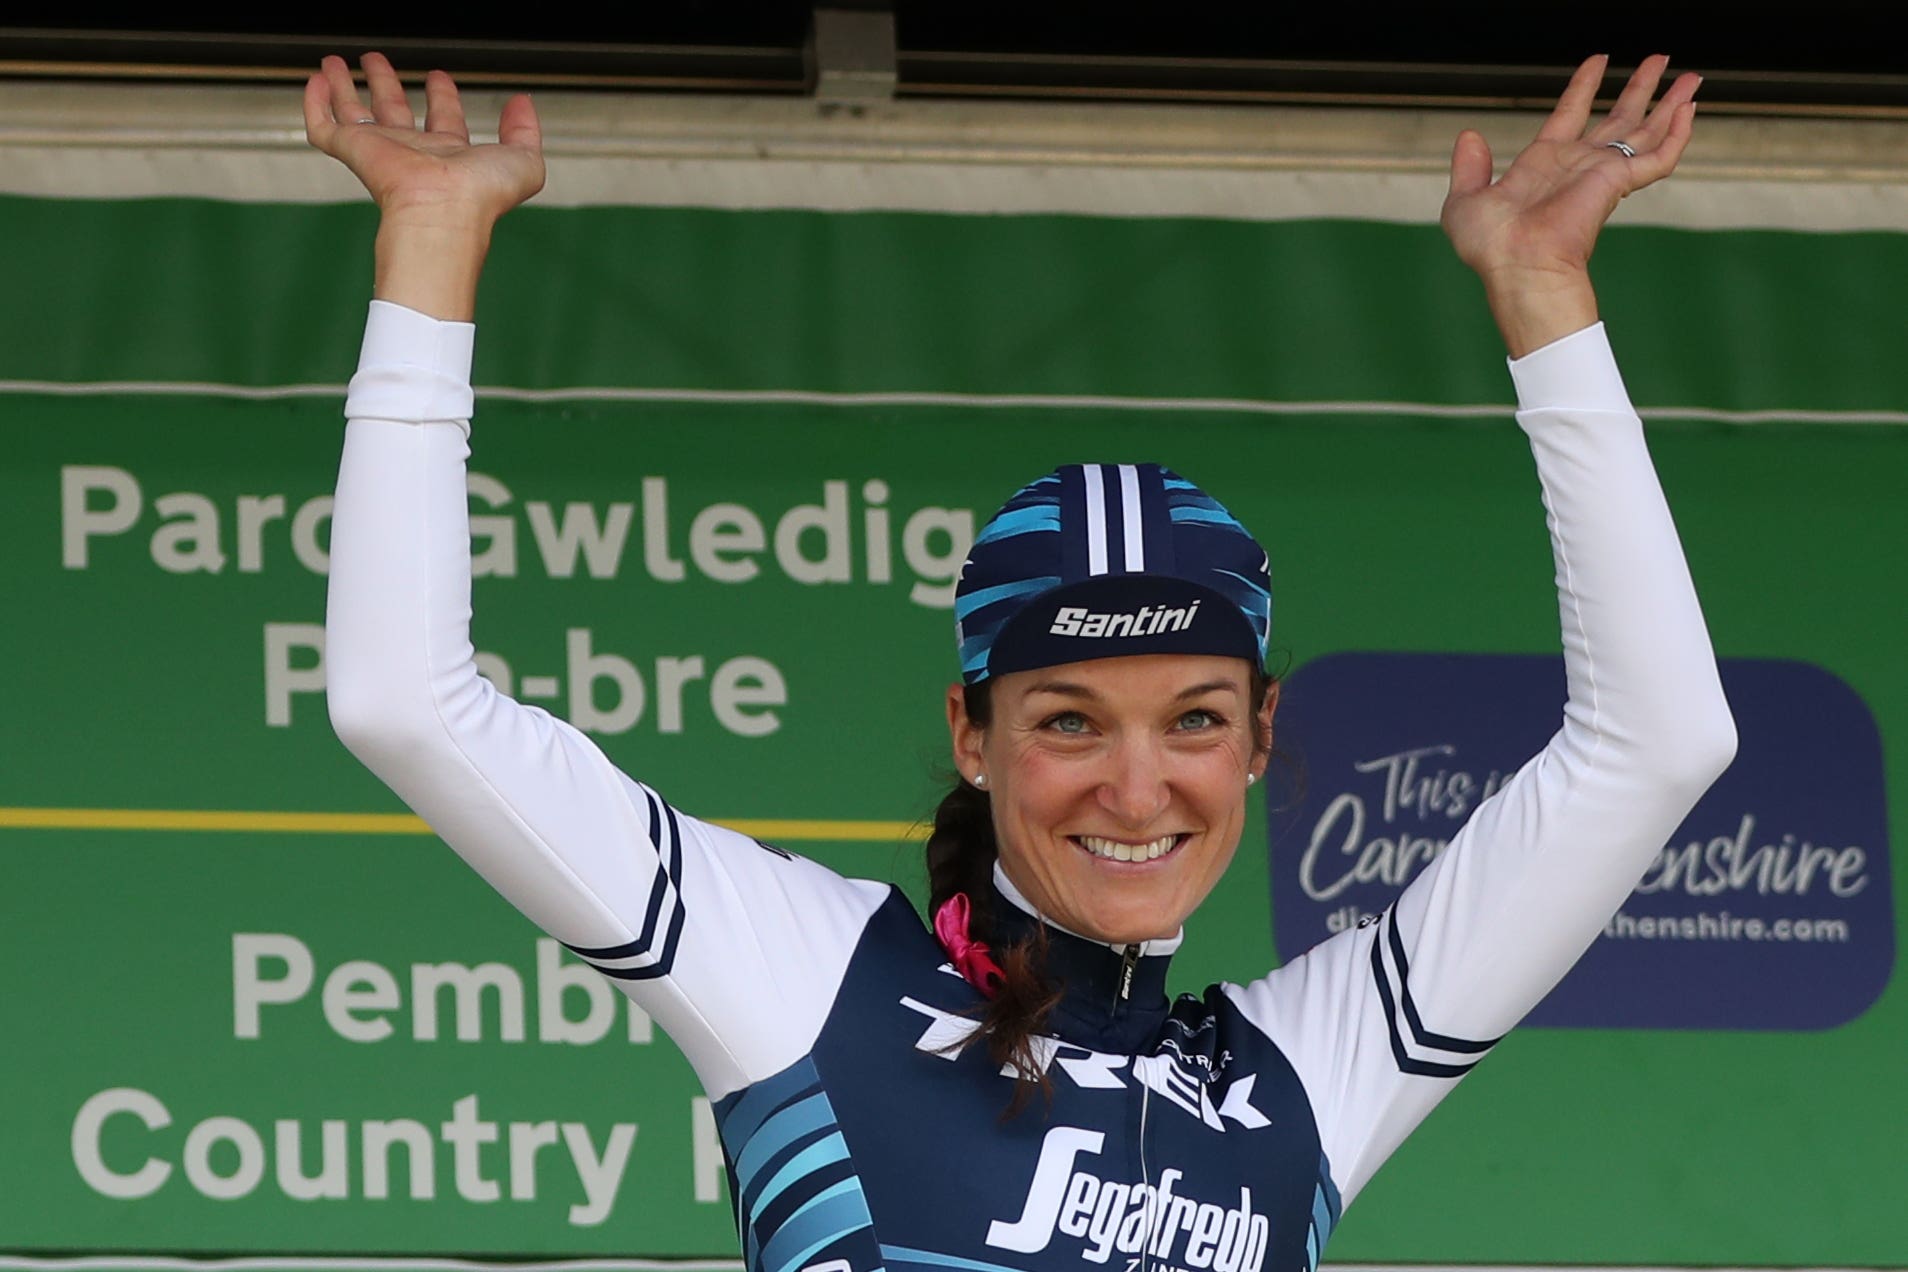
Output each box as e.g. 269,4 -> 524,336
1442,54 -> 1700,355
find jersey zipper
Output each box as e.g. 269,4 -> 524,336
1117,942 -> 1140,1004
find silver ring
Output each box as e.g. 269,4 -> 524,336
354,117 -> 377,125
1606,140 -> 1637,158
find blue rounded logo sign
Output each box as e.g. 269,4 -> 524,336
1265,653 -> 1894,1031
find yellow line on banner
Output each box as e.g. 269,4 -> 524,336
0,808 -> 428,834
0,807 -> 927,842
725,820 -> 927,842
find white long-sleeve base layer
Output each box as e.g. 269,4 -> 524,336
326,301 -> 1735,1271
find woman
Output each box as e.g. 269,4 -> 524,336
315,52 -> 1735,1272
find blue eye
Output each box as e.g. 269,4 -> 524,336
1177,709 -> 1222,731
1043,712 -> 1090,734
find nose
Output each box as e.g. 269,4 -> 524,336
1097,735 -> 1170,828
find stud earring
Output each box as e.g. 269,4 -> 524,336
972,773 -> 987,789
1245,773 -> 1257,787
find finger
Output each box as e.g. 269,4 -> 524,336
1628,70 -> 1702,151
361,51 -> 417,129
498,93 -> 542,154
1445,128 -> 1494,202
1595,53 -> 1670,139
1535,54 -> 1609,142
1626,99 -> 1696,189
423,69 -> 469,141
303,71 -> 337,148
321,54 -> 370,125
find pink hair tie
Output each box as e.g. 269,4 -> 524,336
933,892 -> 1006,999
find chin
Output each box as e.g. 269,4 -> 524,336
1076,900 -> 1183,945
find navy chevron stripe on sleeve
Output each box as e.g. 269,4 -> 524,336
563,789 -> 687,981
1369,909 -> 1500,1078
1385,914 -> 1498,1055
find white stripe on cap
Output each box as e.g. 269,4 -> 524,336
1083,462 -> 1109,575
1119,463 -> 1144,571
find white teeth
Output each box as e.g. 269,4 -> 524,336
1078,834 -> 1180,862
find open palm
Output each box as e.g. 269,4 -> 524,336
304,53 -> 544,226
1443,54 -> 1700,282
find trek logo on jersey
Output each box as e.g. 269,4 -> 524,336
899,999 -> 1270,1132
986,1127 -> 1271,1272
1049,601 -> 1202,639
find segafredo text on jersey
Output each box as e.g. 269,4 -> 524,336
988,1128 -> 1273,1272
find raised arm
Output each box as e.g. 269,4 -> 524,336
314,58 -> 888,1100
302,52 -> 543,321
1230,55 -> 1736,1205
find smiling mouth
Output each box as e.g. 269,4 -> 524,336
1073,833 -> 1187,863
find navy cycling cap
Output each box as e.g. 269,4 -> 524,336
955,462 -> 1271,684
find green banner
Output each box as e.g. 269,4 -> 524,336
1,196 -> 1902,1267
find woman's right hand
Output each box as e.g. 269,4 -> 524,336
305,53 -> 543,318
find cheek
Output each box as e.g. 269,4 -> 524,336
992,751 -> 1089,834
1205,834 -> 1243,877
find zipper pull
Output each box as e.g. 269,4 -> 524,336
1118,944 -> 1140,1002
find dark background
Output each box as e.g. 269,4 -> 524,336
3,3 -> 1905,115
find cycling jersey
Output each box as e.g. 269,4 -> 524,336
326,300 -> 1735,1272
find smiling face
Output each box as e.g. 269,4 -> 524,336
947,653 -> 1276,946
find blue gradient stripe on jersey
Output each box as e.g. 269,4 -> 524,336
719,1059 -> 881,1272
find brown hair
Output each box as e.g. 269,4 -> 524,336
924,665 -> 1275,1110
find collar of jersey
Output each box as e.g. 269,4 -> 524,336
989,861 -> 1178,1051
990,860 -> 1186,957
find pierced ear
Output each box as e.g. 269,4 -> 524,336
946,682 -> 987,778
1253,677 -> 1281,765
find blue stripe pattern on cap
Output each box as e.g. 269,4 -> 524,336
955,462 -> 1271,683
972,503 -> 1061,545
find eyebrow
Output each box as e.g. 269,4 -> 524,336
1024,678 -> 1240,702
1173,680 -> 1241,700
